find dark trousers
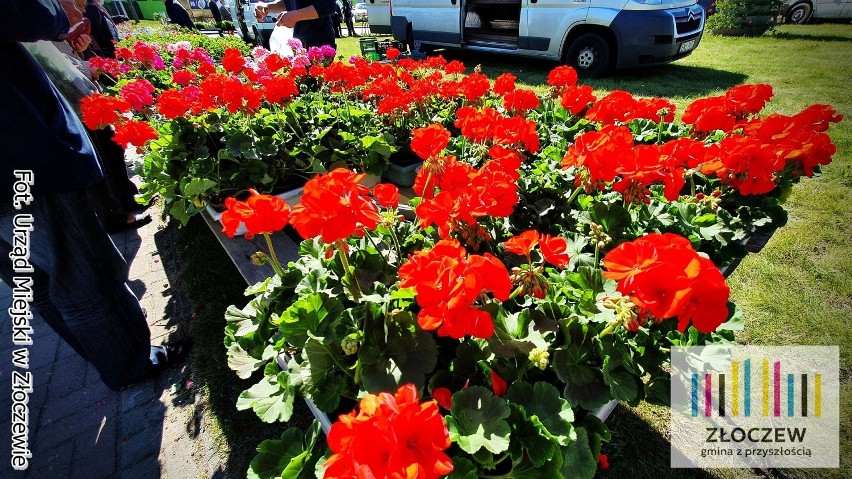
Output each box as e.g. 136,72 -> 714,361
0,189 -> 151,390
86,126 -> 140,226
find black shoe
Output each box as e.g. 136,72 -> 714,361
149,339 -> 192,374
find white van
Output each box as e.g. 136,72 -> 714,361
366,0 -> 392,34
389,0 -> 706,77
227,0 -> 276,47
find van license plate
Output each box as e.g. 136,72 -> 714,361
679,39 -> 697,53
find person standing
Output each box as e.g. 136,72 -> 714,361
209,0 -> 223,29
342,0 -> 356,37
83,0 -> 119,58
254,0 -> 336,48
332,1 -> 342,38
218,0 -> 232,22
163,0 -> 196,30
0,0 -> 188,391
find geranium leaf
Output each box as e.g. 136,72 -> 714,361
247,421 -> 322,479
506,382 -> 575,445
359,311 -> 438,393
300,338 -> 349,412
236,362 -> 294,423
444,456 -> 478,479
181,177 -> 217,198
446,386 -> 511,455
278,293 -> 344,348
226,340 -> 274,379
561,427 -> 598,479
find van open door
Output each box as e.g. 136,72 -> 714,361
462,0 -> 523,49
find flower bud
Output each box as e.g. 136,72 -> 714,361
251,252 -> 268,266
341,335 -> 360,356
529,347 -> 550,370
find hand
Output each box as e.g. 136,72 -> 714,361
254,3 -> 270,22
69,33 -> 91,52
275,11 -> 298,28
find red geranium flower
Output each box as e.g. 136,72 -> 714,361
324,384 -> 453,479
220,189 -> 290,239
221,48 -> 245,74
289,168 -> 380,243
399,239 -> 511,339
491,370 -> 507,397
560,84 -> 596,115
373,183 -> 400,208
546,65 -> 578,88
171,69 -> 196,87
602,233 -> 730,333
411,124 -> 451,160
80,94 -> 131,129
112,120 -> 157,148
432,387 -> 453,411
493,72 -> 516,95
539,233 -> 569,268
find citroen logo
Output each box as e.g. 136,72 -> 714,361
688,10 -> 698,21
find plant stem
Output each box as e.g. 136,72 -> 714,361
690,174 -> 696,197
335,239 -> 362,302
364,230 -> 392,269
262,232 -> 285,276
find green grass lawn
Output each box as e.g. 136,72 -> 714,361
181,25 -> 852,478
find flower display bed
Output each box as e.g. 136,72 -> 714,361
81,32 -> 843,478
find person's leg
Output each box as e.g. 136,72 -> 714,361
89,127 -> 140,212
0,189 -> 152,390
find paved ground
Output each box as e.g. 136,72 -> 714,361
0,207 -> 224,478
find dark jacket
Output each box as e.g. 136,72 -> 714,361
209,0 -> 222,23
0,0 -> 102,201
84,0 -> 119,58
164,0 -> 196,30
286,0 -> 336,49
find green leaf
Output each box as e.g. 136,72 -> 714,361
359,311 -> 438,393
227,341 -> 274,379
506,382 -> 575,445
561,427 -> 598,479
278,294 -> 344,348
248,422 -> 321,479
446,386 -> 511,455
444,457 -> 478,479
182,177 -> 217,198
236,363 -> 295,423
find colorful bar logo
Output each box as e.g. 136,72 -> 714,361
690,359 -> 823,418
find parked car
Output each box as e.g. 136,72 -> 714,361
227,0 -> 275,48
353,2 -> 368,22
390,0 -> 706,78
783,0 -> 852,24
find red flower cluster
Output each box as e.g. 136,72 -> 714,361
324,384 -> 453,479
373,183 -> 400,208
602,233 -> 730,333
563,126 -> 706,202
119,78 -> 156,111
80,93 -> 158,147
221,189 -> 291,239
80,94 -> 131,129
503,230 -> 570,268
112,120 -> 158,148
399,239 -> 511,338
741,104 -> 843,177
585,90 -> 676,124
700,135 -> 783,195
289,168 -> 380,243
682,84 -> 773,132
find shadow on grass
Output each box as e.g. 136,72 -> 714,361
772,32 -> 852,43
162,216 -> 314,478
600,404 -> 719,479
429,48 -> 747,96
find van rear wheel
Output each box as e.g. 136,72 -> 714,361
566,33 -> 611,79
